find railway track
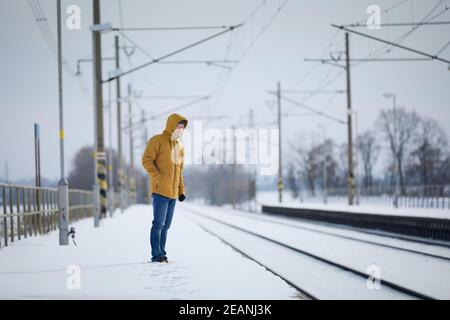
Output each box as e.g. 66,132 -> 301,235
182,207 -> 440,300
199,207 -> 450,261
191,221 -> 317,300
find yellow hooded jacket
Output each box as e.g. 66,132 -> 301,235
141,113 -> 188,199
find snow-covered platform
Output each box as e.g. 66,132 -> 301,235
0,204 -> 299,299
261,201 -> 450,220
261,202 -> 450,241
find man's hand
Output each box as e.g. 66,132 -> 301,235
178,194 -> 185,202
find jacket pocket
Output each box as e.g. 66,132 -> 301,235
151,173 -> 162,191
155,172 -> 164,191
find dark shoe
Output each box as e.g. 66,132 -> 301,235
162,256 -> 168,263
151,256 -> 166,263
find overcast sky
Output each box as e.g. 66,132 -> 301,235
1,0 -> 449,182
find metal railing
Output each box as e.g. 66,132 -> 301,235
296,184 -> 450,209
0,183 -> 95,248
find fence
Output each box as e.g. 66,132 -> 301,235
296,184 -> 450,209
0,182 -> 95,248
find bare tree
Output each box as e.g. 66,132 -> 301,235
68,146 -> 150,203
68,146 -> 95,190
377,107 -> 419,194
290,138 -> 340,195
289,140 -> 315,196
437,155 -> 450,186
407,116 -> 448,185
356,130 -> 380,189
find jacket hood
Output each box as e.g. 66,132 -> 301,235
163,113 -> 188,136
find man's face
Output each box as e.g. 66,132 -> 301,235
173,123 -> 185,139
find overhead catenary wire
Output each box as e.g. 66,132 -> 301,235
27,0 -> 91,102
138,95 -> 209,100
284,68 -> 345,115
104,23 -> 243,83
116,0 -> 176,103
122,96 -> 210,131
113,25 -> 236,31
204,31 -> 237,116
353,0 -> 449,65
118,31 -> 239,71
119,21 -> 221,112
114,0 -> 271,113
288,30 -> 346,111
320,91 -> 341,112
350,0 -> 412,26
335,1 -> 445,69
286,35 -> 346,111
118,20 -> 234,122
298,69 -> 344,104
306,57 -> 435,62
331,24 -> 450,64
28,0 -> 57,58
342,20 -> 450,27
303,1 -> 450,73
267,91 -> 347,125
435,40 -> 450,55
282,90 -> 346,94
306,0 -> 450,75
117,30 -> 156,60
116,0 -> 215,126
372,3 -> 449,59
109,0 -> 290,128
205,0 -> 291,116
289,29 -> 342,91
239,0 -> 290,61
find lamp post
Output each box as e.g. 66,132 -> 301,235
56,0 -> 69,245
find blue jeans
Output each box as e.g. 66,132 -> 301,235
150,193 -> 176,261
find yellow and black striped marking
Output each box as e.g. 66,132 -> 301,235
96,156 -> 108,218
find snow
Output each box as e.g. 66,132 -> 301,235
186,212 -> 412,299
257,190 -> 450,220
183,202 -> 450,300
0,204 -> 298,299
2,201 -> 449,300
